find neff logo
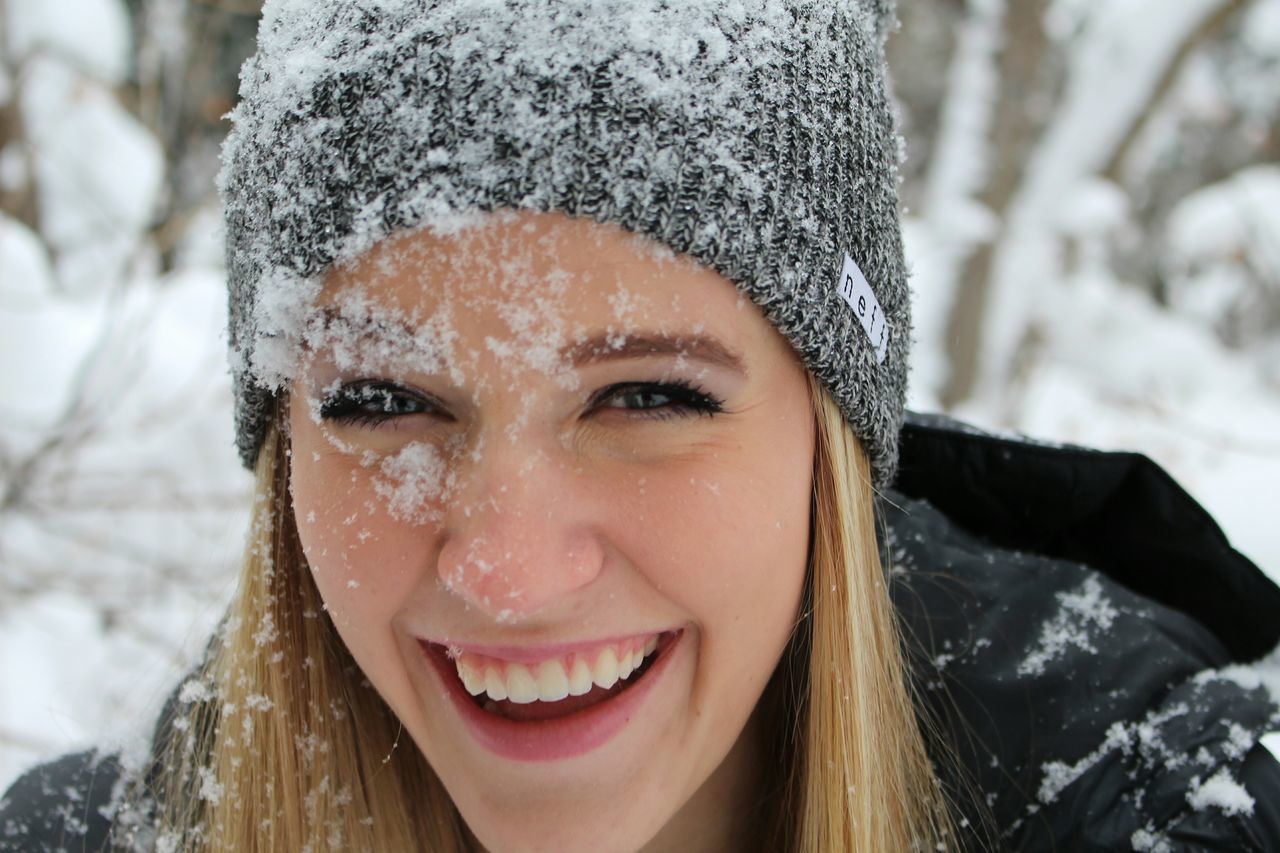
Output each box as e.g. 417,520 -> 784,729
835,253 -> 889,364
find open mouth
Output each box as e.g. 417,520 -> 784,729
424,631 -> 679,721
418,630 -> 682,760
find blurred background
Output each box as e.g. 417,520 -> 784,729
2,0 -> 1278,788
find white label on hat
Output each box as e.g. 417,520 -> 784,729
835,253 -> 889,364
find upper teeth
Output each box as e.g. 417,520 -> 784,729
454,636 -> 659,704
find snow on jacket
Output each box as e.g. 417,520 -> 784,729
890,413 -> 1280,850
3,414 -> 1278,851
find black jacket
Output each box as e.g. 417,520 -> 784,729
890,413 -> 1280,850
4,414 -> 1279,851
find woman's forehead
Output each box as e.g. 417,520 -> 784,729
317,211 -> 768,358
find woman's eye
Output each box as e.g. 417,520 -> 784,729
319,381 -> 441,427
593,381 -> 724,420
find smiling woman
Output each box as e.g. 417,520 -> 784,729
275,212 -> 829,848
4,0 -> 1280,851
134,0 -> 956,843
178,202 -> 951,850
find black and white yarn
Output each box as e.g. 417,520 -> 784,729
221,0 -> 910,486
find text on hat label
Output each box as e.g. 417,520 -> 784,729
835,253 -> 889,364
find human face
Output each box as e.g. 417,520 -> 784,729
286,212 -> 814,852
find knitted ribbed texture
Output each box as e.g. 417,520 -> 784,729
221,0 -> 910,486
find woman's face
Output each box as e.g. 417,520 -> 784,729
286,212 -> 814,852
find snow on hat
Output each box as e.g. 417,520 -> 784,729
221,0 -> 910,486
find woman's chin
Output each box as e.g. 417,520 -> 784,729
458,795 -> 670,853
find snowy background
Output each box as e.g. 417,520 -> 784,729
2,0 -> 1278,790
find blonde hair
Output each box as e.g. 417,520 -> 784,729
781,376 -> 952,850
139,379 -> 951,851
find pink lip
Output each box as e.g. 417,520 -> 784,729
418,630 -> 682,762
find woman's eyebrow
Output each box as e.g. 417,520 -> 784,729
309,309 -> 748,377
314,306 -> 417,340
559,333 -> 748,377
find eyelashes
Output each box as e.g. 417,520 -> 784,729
318,378 -> 725,429
318,381 -> 444,428
588,379 -> 725,420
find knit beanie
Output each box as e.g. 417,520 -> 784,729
221,0 -> 910,487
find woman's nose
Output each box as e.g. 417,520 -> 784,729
434,449 -> 604,621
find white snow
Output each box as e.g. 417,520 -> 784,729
1243,0 -> 1280,55
19,56 -> 164,295
1261,732 -> 1280,763
373,442 -> 456,523
1195,642 -> 1280,704
1166,167 -> 1280,259
3,0 -> 132,83
0,258 -> 109,437
905,0 -> 1280,581
178,679 -> 214,705
968,0 -> 1248,406
0,245 -> 248,790
1130,824 -> 1172,853
1164,165 -> 1280,343
1037,703 -> 1190,805
1018,577 -> 1119,677
225,0 -> 885,391
954,269 -> 1280,573
920,0 -> 1004,235
1038,720 -> 1133,805
1186,767 -> 1256,817
0,214 -> 55,299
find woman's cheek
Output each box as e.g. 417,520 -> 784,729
632,465 -> 803,607
637,428 -> 811,655
292,459 -> 431,628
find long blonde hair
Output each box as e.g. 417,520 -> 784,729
137,378 -> 951,850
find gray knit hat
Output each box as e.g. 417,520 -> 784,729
221,0 -> 910,486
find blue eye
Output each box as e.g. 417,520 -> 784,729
593,380 -> 725,419
319,381 -> 441,427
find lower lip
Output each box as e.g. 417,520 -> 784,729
419,632 -> 681,762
